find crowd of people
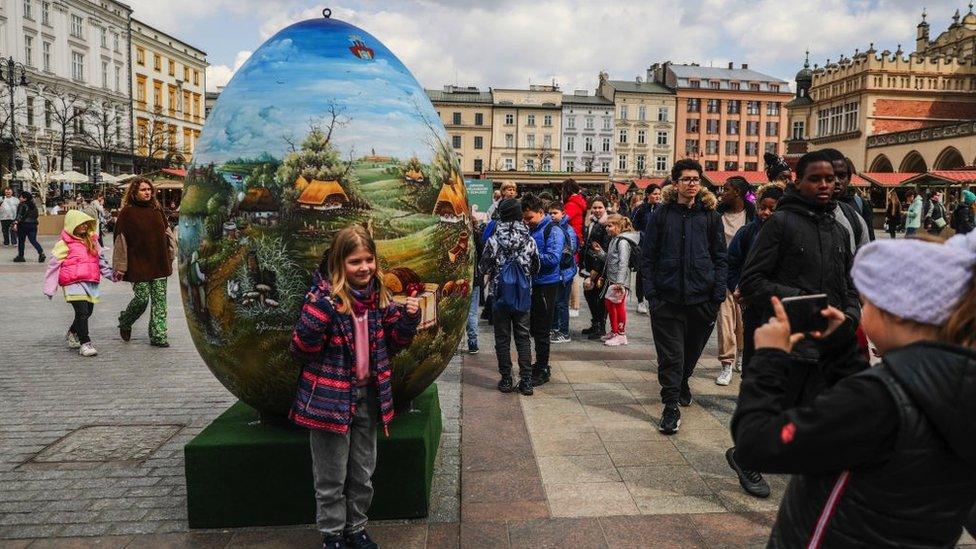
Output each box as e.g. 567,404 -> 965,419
460,150 -> 976,547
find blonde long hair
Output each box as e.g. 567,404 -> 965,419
606,213 -> 634,233
73,220 -> 98,255
323,224 -> 390,314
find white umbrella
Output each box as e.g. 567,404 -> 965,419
51,170 -> 89,183
98,172 -> 117,184
115,173 -> 136,182
3,168 -> 41,181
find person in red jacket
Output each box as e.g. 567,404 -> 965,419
561,178 -> 586,244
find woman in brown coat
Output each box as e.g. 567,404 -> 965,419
113,178 -> 175,347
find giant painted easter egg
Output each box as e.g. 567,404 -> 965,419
178,15 -> 474,417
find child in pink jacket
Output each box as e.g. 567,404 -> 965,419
43,210 -> 116,357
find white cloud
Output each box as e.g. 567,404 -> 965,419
206,50 -> 253,92
125,0 -> 294,32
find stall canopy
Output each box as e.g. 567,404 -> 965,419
702,171 -> 769,186
633,178 -> 666,190
50,170 -> 89,184
612,181 -> 632,195
903,170 -> 976,186
859,173 -> 919,187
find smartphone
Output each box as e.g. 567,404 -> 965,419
780,294 -> 829,334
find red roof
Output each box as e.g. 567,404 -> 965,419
634,178 -> 666,190
858,173 -> 919,187
849,174 -> 871,187
161,168 -> 187,178
702,171 -> 769,185
927,170 -> 976,183
612,181 -> 632,195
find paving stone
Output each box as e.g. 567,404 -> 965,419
544,482 -> 638,518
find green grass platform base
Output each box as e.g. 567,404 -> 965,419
184,384 -> 442,529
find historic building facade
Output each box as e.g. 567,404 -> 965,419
427,85 -> 493,177
490,85 -> 562,173
786,7 -> 976,172
650,62 -> 791,173
560,90 -> 613,174
131,18 -> 207,167
0,0 -> 134,175
597,74 -> 675,179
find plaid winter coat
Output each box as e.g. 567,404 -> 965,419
289,271 -> 421,434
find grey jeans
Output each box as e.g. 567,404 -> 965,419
309,385 -> 378,536
491,306 -> 532,381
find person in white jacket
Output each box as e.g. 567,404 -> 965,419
0,187 -> 18,246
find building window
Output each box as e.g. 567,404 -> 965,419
710,81 -> 720,89
843,102 -> 859,132
525,159 -> 535,171
24,36 -> 33,67
746,121 -> 759,136
543,158 -> 552,171
100,27 -> 107,48
169,59 -> 176,76
636,154 -> 646,172
791,121 -> 805,140
474,136 -> 483,149
566,160 -> 574,172
504,158 -> 514,170
746,101 -> 760,115
704,160 -> 718,170
44,99 -> 51,128
618,129 -> 627,144
602,137 -> 610,152
114,65 -> 120,91
744,162 -> 758,171
638,106 -> 646,121
585,116 -> 594,130
526,134 -> 535,148
686,118 -> 700,133
726,120 -> 739,135
706,119 -> 719,134
474,159 -> 483,172
505,134 -> 514,148
690,80 -> 701,88
730,82 -> 740,90
770,84 -> 780,92
617,154 -> 627,171
101,61 -> 108,87
41,1 -> 49,25
184,66 -> 190,82
603,116 -> 612,130
505,113 -> 514,125
745,142 -> 759,156
113,32 -> 119,52
566,115 -> 576,129
766,102 -> 780,116
193,70 -> 200,86
705,140 -> 719,154
154,54 -> 161,71
526,114 -> 536,126
71,51 -> 84,81
543,134 -> 551,148
566,136 -> 575,152
601,161 -> 610,173
765,121 -> 780,136
70,14 -> 83,38
656,156 -> 668,171
749,83 -> 760,91
706,99 -> 720,113
765,142 -> 778,155
725,161 -> 739,170
26,97 -> 34,127
136,47 -> 145,66
452,112 -> 461,125
685,139 -> 699,154
725,141 -> 739,155
584,136 -> 593,152
451,135 -> 461,149
687,98 -> 700,113
637,129 -> 646,144
619,105 -> 628,120
658,106 -> 668,122
543,114 -> 552,126
656,131 -> 668,145
727,100 -> 741,114
24,0 -> 33,20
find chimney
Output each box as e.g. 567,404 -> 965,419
728,61 -> 734,69
741,63 -> 749,69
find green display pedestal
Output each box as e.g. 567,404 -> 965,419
184,384 -> 442,529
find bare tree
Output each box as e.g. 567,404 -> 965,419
0,87 -> 26,179
43,86 -> 90,169
136,104 -> 180,170
20,128 -> 59,208
536,144 -> 555,172
80,102 -> 129,171
320,101 -> 350,145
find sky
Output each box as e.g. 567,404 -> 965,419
125,0 -> 966,94
194,18 -> 445,163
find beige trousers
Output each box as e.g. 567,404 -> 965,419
716,290 -> 743,364
569,274 -> 581,310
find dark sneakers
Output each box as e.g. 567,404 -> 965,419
659,405 -> 681,435
679,384 -> 693,407
581,325 -> 597,335
586,329 -> 606,341
518,379 -> 534,396
12,256 -> 25,262
497,376 -> 515,393
345,530 -> 378,549
531,365 -> 550,387
726,447 -> 771,498
120,328 -> 131,342
322,534 -> 346,549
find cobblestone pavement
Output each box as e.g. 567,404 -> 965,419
0,237 -> 460,542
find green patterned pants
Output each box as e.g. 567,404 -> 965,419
119,278 -> 168,344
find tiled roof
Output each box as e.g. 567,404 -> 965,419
927,170 -> 976,182
561,94 -> 613,106
612,181 -> 632,194
858,173 -> 919,187
668,64 -> 787,85
850,174 -> 871,187
606,80 -> 674,95
425,89 -> 493,104
702,171 -> 769,185
634,177 -> 666,189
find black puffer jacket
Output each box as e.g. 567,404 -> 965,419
639,186 -> 726,306
15,200 -> 38,225
580,217 -> 611,277
735,342 -> 976,548
951,203 -> 975,235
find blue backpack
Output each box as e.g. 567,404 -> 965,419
493,241 -> 532,313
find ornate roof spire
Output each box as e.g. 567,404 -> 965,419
954,8 -> 961,23
804,50 -> 810,68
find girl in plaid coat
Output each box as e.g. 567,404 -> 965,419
290,225 -> 420,549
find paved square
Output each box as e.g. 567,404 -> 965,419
25,424 -> 183,468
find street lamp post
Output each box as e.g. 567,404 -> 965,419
0,57 -> 29,193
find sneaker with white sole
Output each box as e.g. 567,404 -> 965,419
636,302 -> 649,315
733,356 -> 743,373
552,333 -> 571,344
600,332 -> 617,342
66,331 -> 81,349
568,308 -> 580,318
79,342 -> 98,357
604,334 -> 628,346
716,363 -> 733,386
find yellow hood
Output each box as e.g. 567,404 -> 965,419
52,209 -> 98,260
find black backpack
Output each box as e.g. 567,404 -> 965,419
619,236 -> 641,272
543,223 -> 575,270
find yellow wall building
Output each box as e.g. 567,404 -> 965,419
427,86 -> 493,177
598,72 -> 677,178
490,86 -> 562,173
131,18 -> 207,166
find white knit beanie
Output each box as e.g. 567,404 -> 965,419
852,231 -> 976,325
